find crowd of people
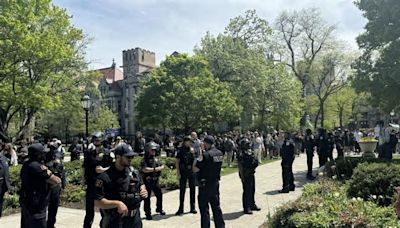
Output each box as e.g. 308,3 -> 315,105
0,120 -> 399,227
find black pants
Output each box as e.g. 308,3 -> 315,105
178,172 -> 196,211
21,204 -> 47,228
241,172 -> 255,210
318,152 -> 328,167
0,190 -> 4,217
71,152 -> 80,161
144,180 -> 163,215
47,185 -> 61,228
101,210 -> 142,228
306,151 -> 313,176
198,181 -> 225,228
281,162 -> 294,190
337,147 -> 344,158
84,181 -> 95,228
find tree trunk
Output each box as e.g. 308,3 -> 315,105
320,101 -> 325,128
15,108 -> 36,141
338,106 -> 344,128
314,108 -> 321,129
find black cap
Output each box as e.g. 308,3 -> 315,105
28,143 -> 45,156
203,135 -> 215,145
114,144 -> 134,157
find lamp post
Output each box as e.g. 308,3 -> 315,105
81,95 -> 92,150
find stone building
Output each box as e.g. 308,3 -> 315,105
97,47 -> 156,137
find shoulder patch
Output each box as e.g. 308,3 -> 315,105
40,165 -> 48,171
213,155 -> 224,163
95,179 -> 103,188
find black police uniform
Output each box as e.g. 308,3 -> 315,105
95,165 -> 144,228
302,133 -> 315,178
176,144 -> 196,213
0,154 -> 10,217
83,145 -> 114,228
237,139 -> 259,213
69,142 -> 83,161
195,144 -> 225,228
280,141 -> 295,193
141,155 -> 163,218
317,134 -> 329,167
45,146 -> 65,228
20,144 -> 54,228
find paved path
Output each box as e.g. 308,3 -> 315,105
2,154 -> 319,228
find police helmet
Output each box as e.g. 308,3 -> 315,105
92,131 -> 105,142
240,138 -> 252,151
28,143 -> 45,158
145,141 -> 159,153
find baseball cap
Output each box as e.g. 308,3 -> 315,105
114,144 -> 134,157
203,135 -> 215,145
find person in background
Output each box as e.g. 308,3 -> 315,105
279,133 -> 295,193
3,143 -> 18,166
0,151 -> 10,217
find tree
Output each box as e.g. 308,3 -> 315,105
353,0 -> 400,112
34,79 -> 120,141
274,8 -> 336,97
136,54 -> 240,132
328,86 -> 357,128
309,50 -> 351,128
196,10 -> 303,130
0,0 -> 88,141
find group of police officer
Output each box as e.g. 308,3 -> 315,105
12,131 -> 266,228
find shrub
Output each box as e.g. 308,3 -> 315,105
61,184 -> 86,203
8,165 -> 21,195
64,160 -> 84,186
347,162 -> 400,206
268,180 -> 400,227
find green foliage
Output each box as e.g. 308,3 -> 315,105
347,162 -> 400,206
64,160 -> 84,186
61,184 -> 86,203
0,0 -> 88,140
353,0 -> 400,112
8,165 -> 21,195
269,180 -> 400,227
196,18 -> 303,130
325,157 -> 400,180
136,54 -> 240,131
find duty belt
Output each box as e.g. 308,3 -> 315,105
146,176 -> 158,181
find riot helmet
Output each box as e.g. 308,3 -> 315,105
240,138 -> 252,151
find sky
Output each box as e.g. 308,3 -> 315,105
53,0 -> 367,69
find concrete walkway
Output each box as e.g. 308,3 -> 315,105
2,154 -> 318,228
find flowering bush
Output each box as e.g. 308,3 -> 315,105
268,180 -> 400,227
347,162 -> 400,206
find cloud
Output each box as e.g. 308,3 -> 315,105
53,0 -> 366,68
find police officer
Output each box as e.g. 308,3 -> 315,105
193,135 -> 225,228
141,141 -> 165,220
279,133 -> 295,193
94,144 -> 148,228
45,141 -> 66,228
317,128 -> 329,167
20,143 -> 61,228
175,136 -> 197,215
0,151 -> 10,217
84,132 -> 114,228
302,129 -> 316,180
237,138 -> 261,214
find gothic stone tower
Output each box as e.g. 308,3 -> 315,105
121,48 -> 156,137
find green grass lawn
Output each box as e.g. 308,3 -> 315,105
220,157 -> 280,176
